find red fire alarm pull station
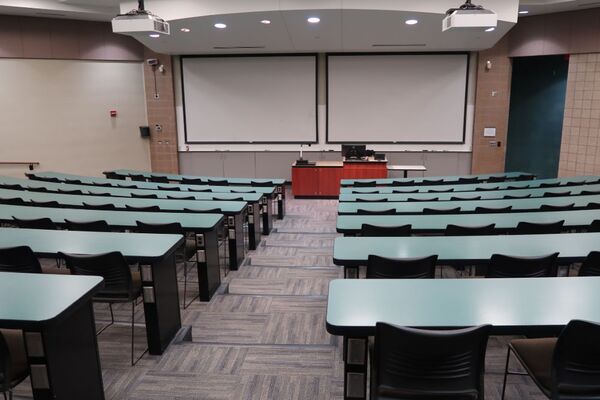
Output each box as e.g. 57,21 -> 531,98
110,110 -> 117,117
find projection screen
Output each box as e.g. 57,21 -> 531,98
181,55 -> 317,144
327,54 -> 469,144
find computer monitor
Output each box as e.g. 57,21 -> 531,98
341,144 -> 367,159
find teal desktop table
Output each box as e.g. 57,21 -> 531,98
0,204 -> 224,301
337,194 -> 600,215
22,172 -> 275,236
339,182 -> 600,202
0,228 -> 184,356
340,175 -> 599,194
0,272 -> 104,400
104,168 -> 287,220
340,171 -> 535,187
336,209 -> 599,234
0,187 -> 247,270
326,277 -> 600,400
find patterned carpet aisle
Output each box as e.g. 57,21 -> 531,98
13,192 -> 545,399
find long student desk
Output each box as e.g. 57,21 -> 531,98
0,205 -> 224,301
0,176 -> 267,247
337,194 -> 600,215
104,169 -> 286,219
326,277 -> 600,400
337,209 -> 600,234
21,173 -> 276,235
0,188 -> 248,270
339,182 -> 600,202
0,272 -> 104,400
0,228 -> 184,356
340,175 -> 599,194
340,171 -> 535,187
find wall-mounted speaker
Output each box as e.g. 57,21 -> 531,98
139,126 -> 150,138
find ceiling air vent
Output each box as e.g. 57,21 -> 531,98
213,46 -> 266,50
372,44 -> 426,47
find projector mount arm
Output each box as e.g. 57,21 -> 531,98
446,0 -> 485,15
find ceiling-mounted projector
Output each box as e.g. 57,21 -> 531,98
112,0 -> 169,36
442,0 -> 497,31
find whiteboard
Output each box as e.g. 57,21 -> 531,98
182,55 -> 318,143
327,54 -> 469,144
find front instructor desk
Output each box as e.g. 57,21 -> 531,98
292,159 -> 387,198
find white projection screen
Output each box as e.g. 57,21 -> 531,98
182,55 -> 317,143
327,54 -> 469,144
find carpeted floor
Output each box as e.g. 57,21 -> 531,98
13,192 -> 546,399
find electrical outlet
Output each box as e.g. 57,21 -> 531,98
155,124 -> 163,132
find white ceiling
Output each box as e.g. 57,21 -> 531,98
0,0 -> 598,53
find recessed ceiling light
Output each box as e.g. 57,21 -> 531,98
149,33 -> 160,38
405,19 -> 418,25
519,10 -> 529,14
214,23 -> 227,29
260,19 -> 271,25
485,27 -> 495,32
180,28 -> 191,32
307,17 -> 320,24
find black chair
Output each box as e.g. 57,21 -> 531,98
475,186 -> 499,191
12,217 -> 57,230
391,180 -> 415,186
59,251 -> 146,365
129,174 -> 147,182
475,205 -> 513,213
486,253 -> 559,278
251,181 -> 274,187
355,198 -> 388,202
65,219 -> 110,232
539,182 -> 561,188
181,178 -> 204,185
131,193 -> 158,199
27,187 -> 48,193
586,202 -> 600,210
422,179 -> 443,185
0,246 -> 42,273
563,181 -> 581,187
450,195 -> 482,201
117,184 -> 137,189
543,191 -> 571,197
366,255 -> 438,279
356,209 -> 396,215
457,177 -> 481,184
167,195 -> 195,200
94,182 -> 113,188
207,179 -> 228,186
183,208 -> 222,214
149,176 -> 169,183
422,207 -> 461,215
360,224 -> 411,237
504,194 -> 531,199
371,323 -> 491,400
578,251 -> 600,276
407,197 -> 438,202
157,186 -> 180,191
506,185 -> 527,190
588,219 -> 600,232
581,190 -> 600,196
135,222 -> 197,308
539,203 -> 575,211
91,192 -> 112,197
353,181 -> 377,188
0,198 -> 26,206
188,188 -> 212,193
351,190 -> 378,194
64,179 -> 82,185
0,184 -> 23,191
427,188 -> 454,193
391,189 -> 418,194
213,197 -> 244,201
487,175 -> 507,183
30,200 -> 59,208
0,329 -> 29,400
445,224 -> 496,236
515,174 -> 535,181
125,205 -> 160,212
38,177 -> 61,183
515,220 -> 564,235
83,202 -> 116,210
58,189 -> 83,195
502,319 -> 600,400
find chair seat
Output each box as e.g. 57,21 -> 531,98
510,337 -> 557,396
94,271 -> 141,302
0,329 -> 29,387
41,265 -> 71,275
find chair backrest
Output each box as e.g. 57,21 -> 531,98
543,191 -> 571,198
475,205 -> 513,214
504,194 -> 531,199
353,181 -> 377,188
407,197 -> 438,202
588,220 -> 600,233
450,195 -> 482,201
125,205 -> 160,212
391,180 -> 415,187
0,184 -> 23,190
422,179 -> 443,185
59,251 -> 135,299
366,255 -> 437,279
486,253 -> 559,278
427,188 -> 454,193
457,177 -> 480,184
131,193 -> 158,199
578,251 -> 600,276
475,186 -> 499,191
0,246 -> 42,273
213,197 -> 243,201
487,176 -> 507,182
157,186 -> 180,191
581,190 -> 600,196
355,198 -> 388,203
356,209 -> 396,215
28,187 -> 48,193
515,220 -> 564,235
445,224 -> 496,236
83,202 -> 116,210
181,178 -> 204,185
129,174 -> 147,182
540,182 -> 561,188
117,184 -> 137,189
167,195 -> 195,200
392,189 -> 418,194
539,203 -> 575,212
65,179 -> 82,185
136,221 -> 184,235
208,179 -> 228,186
372,323 -> 491,399
422,207 -> 461,215
251,181 -> 274,187
360,224 -> 411,237
0,198 -> 26,206
184,207 -> 222,214
352,190 -> 378,194
188,187 -> 212,192
65,219 -> 110,232
12,217 -> 57,230
515,174 -> 535,181
552,320 -> 600,398
0,329 -> 10,393
149,176 -> 169,183
95,182 -> 113,187
58,189 -> 82,195
91,192 -> 112,197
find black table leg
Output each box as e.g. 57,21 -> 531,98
277,185 -> 286,219
141,253 -> 182,355
247,202 -> 261,250
196,229 -> 221,301
262,196 -> 273,235
25,301 -> 104,400
227,213 -> 245,271
343,336 -> 368,400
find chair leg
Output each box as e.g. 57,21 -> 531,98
96,303 -> 115,336
501,347 -> 512,400
131,299 -> 148,366
182,261 -> 188,309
